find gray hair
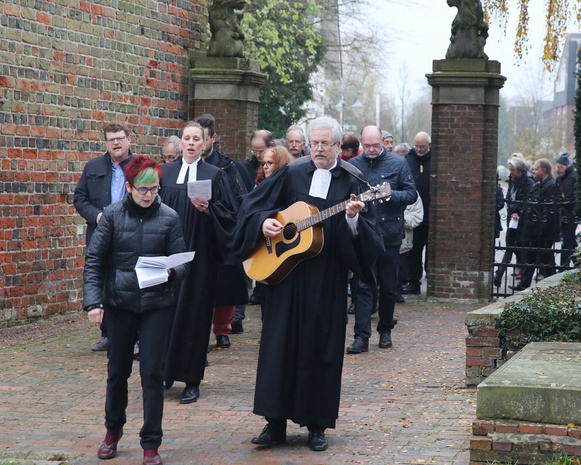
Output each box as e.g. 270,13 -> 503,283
162,135 -> 182,154
507,157 -> 527,174
393,142 -> 411,156
309,116 -> 343,143
286,125 -> 306,143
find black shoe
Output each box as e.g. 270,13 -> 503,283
230,318 -> 244,334
346,338 -> 368,354
378,331 -> 392,349
395,293 -> 405,303
509,282 -> 527,291
251,423 -> 286,446
346,303 -> 355,315
493,276 -> 502,288
163,380 -> 173,390
248,294 -> 260,305
91,336 -> 109,351
401,283 -> 420,295
308,428 -> 328,451
216,335 -> 231,348
180,384 -> 200,404
133,342 -> 140,360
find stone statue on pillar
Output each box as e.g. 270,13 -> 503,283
207,0 -> 246,58
445,0 -> 489,60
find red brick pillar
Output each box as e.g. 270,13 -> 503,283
189,55 -> 266,162
426,60 -> 506,302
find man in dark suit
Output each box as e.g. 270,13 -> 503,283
74,122 -> 133,351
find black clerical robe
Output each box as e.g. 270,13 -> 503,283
235,158 -> 383,428
160,158 -> 237,385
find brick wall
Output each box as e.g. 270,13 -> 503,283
428,103 -> 498,301
470,419 -> 581,464
465,324 -> 506,386
191,98 -> 259,162
0,0 -> 205,326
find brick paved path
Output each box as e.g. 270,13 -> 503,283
0,300 -> 479,465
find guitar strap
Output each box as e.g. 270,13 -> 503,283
339,163 -> 372,190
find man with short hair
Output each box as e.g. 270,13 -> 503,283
235,116 -> 383,452
381,130 -> 394,152
349,126 -> 417,352
244,129 -> 274,183
74,122 -> 134,351
194,113 -> 251,348
514,158 -> 560,290
161,135 -> 181,163
286,125 -> 306,159
402,131 -> 432,295
555,152 -> 578,270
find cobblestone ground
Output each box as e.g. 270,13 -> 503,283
0,299 -> 479,465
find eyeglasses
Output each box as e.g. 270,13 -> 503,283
260,161 -> 274,167
309,141 -> 337,149
362,144 -> 381,151
251,149 -> 266,156
106,136 -> 128,144
133,185 -> 160,195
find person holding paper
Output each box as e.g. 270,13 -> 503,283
83,156 -> 188,465
160,121 -> 238,404
493,156 -> 533,288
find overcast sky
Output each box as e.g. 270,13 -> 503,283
360,0 -> 560,104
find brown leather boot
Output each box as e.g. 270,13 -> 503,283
143,448 -> 163,465
97,429 -> 123,459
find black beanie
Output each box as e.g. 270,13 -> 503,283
556,153 -> 572,165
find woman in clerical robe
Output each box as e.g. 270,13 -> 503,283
160,121 -> 238,404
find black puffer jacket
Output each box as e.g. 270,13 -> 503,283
83,194 -> 188,312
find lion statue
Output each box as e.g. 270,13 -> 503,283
446,0 -> 489,59
207,0 -> 246,58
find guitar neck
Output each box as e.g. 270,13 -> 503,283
297,194 -> 363,232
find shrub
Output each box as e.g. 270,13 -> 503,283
496,279 -> 581,351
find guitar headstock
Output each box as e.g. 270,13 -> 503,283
360,182 -> 392,202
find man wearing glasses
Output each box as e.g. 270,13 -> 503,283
348,126 -> 417,353
244,129 -> 274,185
235,116 -> 383,452
74,122 -> 134,352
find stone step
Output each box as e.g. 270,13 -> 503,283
477,342 -> 581,425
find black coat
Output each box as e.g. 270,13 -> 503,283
506,173 -> 533,223
83,194 -> 188,312
234,157 -> 384,428
557,165 -> 577,223
405,148 -> 431,224
74,152 -> 133,246
520,175 -> 560,242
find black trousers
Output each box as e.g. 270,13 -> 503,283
352,245 -> 399,340
105,306 -> 174,450
407,223 -> 429,286
560,220 -> 578,269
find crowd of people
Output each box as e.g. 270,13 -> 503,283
73,117 -> 436,464
493,152 -> 578,291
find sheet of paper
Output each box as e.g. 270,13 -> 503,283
135,267 -> 169,289
509,218 -> 519,229
187,179 -> 212,200
135,251 -> 195,289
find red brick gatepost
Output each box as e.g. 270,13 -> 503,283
189,55 -> 265,162
426,60 -> 506,302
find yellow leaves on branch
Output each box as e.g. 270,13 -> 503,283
482,0 -> 581,72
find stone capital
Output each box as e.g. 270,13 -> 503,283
427,59 -> 506,106
189,55 -> 266,103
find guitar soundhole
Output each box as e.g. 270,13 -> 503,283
283,223 -> 297,241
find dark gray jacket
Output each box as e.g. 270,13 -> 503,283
350,149 -> 417,246
73,152 -> 133,246
83,194 -> 188,312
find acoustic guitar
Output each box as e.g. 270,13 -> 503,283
243,183 -> 392,285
